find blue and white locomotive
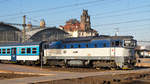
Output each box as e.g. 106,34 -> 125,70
44,35 -> 137,69
0,35 -> 137,69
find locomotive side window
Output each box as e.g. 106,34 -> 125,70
71,45 -> 74,48
0,49 -> 1,54
2,49 -> 6,54
111,42 -> 115,47
7,49 -> 10,54
103,43 -> 106,47
27,48 -> 31,54
94,44 -> 97,48
64,45 -> 66,48
78,44 -> 81,48
21,48 -> 25,54
32,48 -> 37,54
86,44 -> 88,48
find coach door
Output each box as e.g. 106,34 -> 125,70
11,48 -> 17,61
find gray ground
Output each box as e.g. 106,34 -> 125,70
0,64 -> 150,84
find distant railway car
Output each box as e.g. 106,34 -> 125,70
0,42 -> 46,65
135,49 -> 150,67
44,36 -> 137,69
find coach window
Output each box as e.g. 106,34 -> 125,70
27,48 -> 31,54
21,48 -> 25,54
7,49 -> 10,54
2,49 -> 6,54
0,49 -> 1,54
32,48 -> 37,54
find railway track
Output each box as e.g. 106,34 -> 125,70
1,63 -> 150,84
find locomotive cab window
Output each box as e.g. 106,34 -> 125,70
112,41 -> 121,47
0,49 -> 1,54
7,49 -> 10,54
32,48 -> 37,54
115,41 -> 120,47
124,40 -> 136,48
71,45 -> 74,48
27,48 -> 31,54
21,48 -> 25,54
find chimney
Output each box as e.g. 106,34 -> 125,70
27,22 -> 32,31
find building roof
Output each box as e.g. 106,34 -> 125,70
0,22 -> 21,31
27,27 -> 68,42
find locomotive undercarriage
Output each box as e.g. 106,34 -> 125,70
45,59 -> 119,69
92,60 -> 117,69
44,56 -> 135,69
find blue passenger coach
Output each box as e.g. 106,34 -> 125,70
0,42 -> 44,64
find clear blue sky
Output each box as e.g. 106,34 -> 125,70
0,0 -> 150,42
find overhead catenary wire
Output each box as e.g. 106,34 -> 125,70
0,0 -> 105,18
93,18 -> 150,27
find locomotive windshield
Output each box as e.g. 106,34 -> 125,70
123,40 -> 136,48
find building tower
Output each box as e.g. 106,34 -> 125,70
40,19 -> 46,28
80,10 -> 91,31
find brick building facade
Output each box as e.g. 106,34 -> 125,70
59,10 -> 98,37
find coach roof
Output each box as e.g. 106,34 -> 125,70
0,41 -> 42,47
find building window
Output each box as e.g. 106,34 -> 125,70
21,48 -> 25,54
103,43 -> 106,47
0,49 -> 1,54
7,49 -> 10,54
27,48 -> 31,54
94,44 -> 97,48
32,48 -> 37,54
2,49 -> 6,54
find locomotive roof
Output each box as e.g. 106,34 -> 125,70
0,41 -> 42,47
62,35 -> 134,42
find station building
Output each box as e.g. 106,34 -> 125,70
59,10 -> 98,37
0,22 -> 22,44
0,21 -> 69,44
